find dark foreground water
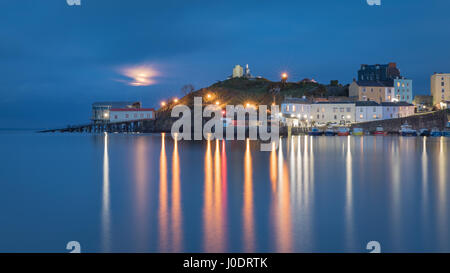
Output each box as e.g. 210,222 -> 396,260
0,131 -> 449,253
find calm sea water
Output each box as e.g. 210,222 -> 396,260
0,131 -> 449,253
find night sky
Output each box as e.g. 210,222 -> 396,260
1,0 -> 449,129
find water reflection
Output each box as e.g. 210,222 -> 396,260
390,137 -> 401,247
270,142 -> 277,192
134,136 -> 150,251
102,132 -> 111,252
437,137 -> 448,248
345,136 -> 354,250
99,134 -> 450,252
243,139 -> 255,252
203,138 -> 228,252
171,137 -> 182,252
158,133 -> 169,251
272,137 -> 293,252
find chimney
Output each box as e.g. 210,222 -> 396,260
389,62 -> 397,68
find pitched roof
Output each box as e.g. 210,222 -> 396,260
282,97 -> 312,104
380,102 -> 414,107
92,101 -> 141,108
356,101 -> 380,107
356,80 -> 393,87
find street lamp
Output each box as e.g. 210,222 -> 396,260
161,101 -> 166,107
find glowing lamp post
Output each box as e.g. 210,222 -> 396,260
161,101 -> 166,107
281,73 -> 288,82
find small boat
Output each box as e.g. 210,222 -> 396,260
352,127 -> 364,136
373,126 -> 386,136
308,127 -> 324,136
337,127 -> 350,136
430,128 -> 442,137
324,127 -> 337,136
399,123 -> 417,136
419,128 -> 430,137
444,122 -> 450,137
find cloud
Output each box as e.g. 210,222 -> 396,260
118,64 -> 160,86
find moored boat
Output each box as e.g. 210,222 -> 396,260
419,128 -> 430,137
308,127 -> 324,136
352,127 -> 364,136
444,122 -> 450,137
324,127 -> 337,136
337,127 -> 350,136
430,128 -> 442,137
373,126 -> 386,136
399,123 -> 417,136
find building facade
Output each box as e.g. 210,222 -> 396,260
431,73 -> 450,107
349,81 -> 395,103
280,98 -> 415,127
109,108 -> 155,122
232,65 -> 244,78
358,63 -> 400,82
281,97 -> 312,126
310,102 -> 356,125
355,101 -> 382,123
394,77 -> 413,103
92,101 -> 141,124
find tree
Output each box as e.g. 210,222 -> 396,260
181,84 -> 195,96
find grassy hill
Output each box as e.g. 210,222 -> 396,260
158,77 -> 348,114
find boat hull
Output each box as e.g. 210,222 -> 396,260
337,132 -> 350,136
401,132 -> 417,137
308,132 -> 324,136
352,132 -> 363,136
430,132 -> 443,137
373,131 -> 386,136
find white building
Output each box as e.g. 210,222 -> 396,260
280,98 -> 415,127
380,102 -> 414,119
92,101 -> 141,124
109,108 -> 155,122
355,101 -> 382,123
281,97 -> 312,126
232,65 -> 244,78
311,102 -> 356,125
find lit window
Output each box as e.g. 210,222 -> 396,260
360,114 -> 363,119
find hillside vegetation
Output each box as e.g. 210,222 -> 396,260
158,77 -> 348,114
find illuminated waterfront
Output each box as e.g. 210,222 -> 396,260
0,132 -> 449,252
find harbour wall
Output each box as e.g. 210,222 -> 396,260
350,109 -> 450,133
